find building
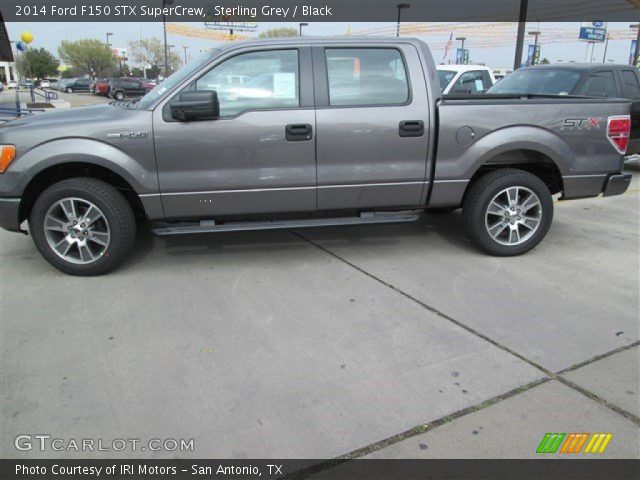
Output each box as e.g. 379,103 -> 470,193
0,11 -> 17,85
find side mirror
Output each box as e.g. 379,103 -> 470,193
452,86 -> 472,94
170,90 -> 219,121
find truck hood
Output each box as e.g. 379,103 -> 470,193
0,103 -> 154,157
2,103 -> 138,129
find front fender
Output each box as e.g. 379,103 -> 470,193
12,137 -> 158,194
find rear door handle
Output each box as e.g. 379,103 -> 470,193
399,120 -> 425,137
286,123 -> 313,141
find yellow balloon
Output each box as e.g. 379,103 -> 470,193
21,31 -> 33,44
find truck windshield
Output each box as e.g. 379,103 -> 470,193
136,50 -> 217,110
437,70 -> 456,92
487,68 -> 581,95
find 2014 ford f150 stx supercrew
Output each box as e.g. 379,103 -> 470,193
0,38 -> 633,275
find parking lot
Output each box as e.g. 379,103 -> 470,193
1,162 -> 638,461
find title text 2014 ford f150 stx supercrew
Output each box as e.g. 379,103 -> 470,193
0,38 -> 632,275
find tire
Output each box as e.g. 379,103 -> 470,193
30,178 -> 137,276
114,90 -> 125,101
463,168 -> 553,256
66,87 -> 73,93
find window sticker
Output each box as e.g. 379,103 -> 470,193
273,73 -> 296,99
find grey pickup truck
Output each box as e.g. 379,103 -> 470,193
0,38 -> 632,275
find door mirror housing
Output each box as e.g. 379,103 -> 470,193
170,90 -> 219,121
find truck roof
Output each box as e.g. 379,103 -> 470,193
216,36 -> 429,53
522,63 -> 639,71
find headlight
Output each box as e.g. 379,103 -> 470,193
0,145 -> 16,173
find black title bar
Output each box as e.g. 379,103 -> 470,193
1,0 -> 639,22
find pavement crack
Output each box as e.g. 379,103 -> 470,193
291,230 -> 640,428
290,230 -> 553,377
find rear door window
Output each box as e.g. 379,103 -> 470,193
621,70 -> 640,99
576,71 -> 619,98
325,48 -> 409,106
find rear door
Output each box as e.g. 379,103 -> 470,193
313,43 -> 431,210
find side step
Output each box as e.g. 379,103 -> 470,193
152,212 -> 420,236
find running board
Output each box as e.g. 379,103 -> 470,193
152,213 -> 420,236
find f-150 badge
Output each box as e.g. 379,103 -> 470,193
107,131 -> 150,139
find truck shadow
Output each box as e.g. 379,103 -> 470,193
125,211 -> 475,270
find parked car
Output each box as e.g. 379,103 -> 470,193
90,78 -> 110,95
38,79 -> 51,88
0,38 -> 632,275
7,80 -> 17,89
108,78 -> 151,100
437,65 -> 496,94
63,78 -> 91,93
488,64 -> 640,155
492,68 -> 512,82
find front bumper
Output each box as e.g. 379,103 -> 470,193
0,198 -> 23,232
602,173 -> 632,197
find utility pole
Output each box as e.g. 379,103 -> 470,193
182,46 -> 188,65
631,23 -> 640,67
299,23 -> 308,36
602,33 -> 610,63
513,0 -> 528,70
396,4 -> 410,37
163,0 -> 174,77
105,32 -> 113,48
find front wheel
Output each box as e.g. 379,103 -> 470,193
66,87 -> 73,93
30,178 -> 137,275
114,90 -> 125,101
463,169 -> 553,256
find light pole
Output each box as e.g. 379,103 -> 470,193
528,30 -> 540,65
602,33 -> 610,63
299,23 -> 308,36
105,32 -> 113,48
163,0 -> 174,77
456,37 -> 466,64
396,4 -> 410,37
182,46 -> 189,65
631,23 -> 640,67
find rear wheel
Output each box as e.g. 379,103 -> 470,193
463,169 -> 553,256
30,178 -> 137,275
114,90 -> 125,101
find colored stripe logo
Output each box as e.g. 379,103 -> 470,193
537,433 -> 612,454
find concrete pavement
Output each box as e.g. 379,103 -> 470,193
0,169 -> 638,462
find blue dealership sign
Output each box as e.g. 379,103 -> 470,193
631,40 -> 638,66
579,26 -> 606,43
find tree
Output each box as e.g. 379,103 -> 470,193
540,58 -> 550,64
58,39 -> 118,78
128,38 -> 181,77
258,28 -> 299,38
15,47 -> 60,80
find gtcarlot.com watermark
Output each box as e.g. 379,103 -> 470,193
15,434 -> 194,453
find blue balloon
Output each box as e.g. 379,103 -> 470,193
16,41 -> 27,52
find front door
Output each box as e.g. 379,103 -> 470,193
313,44 -> 431,211
153,47 -> 316,219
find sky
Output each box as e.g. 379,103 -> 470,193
5,21 -> 638,70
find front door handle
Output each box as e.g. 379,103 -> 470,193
286,123 -> 313,141
399,120 -> 425,137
